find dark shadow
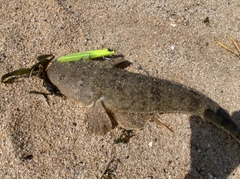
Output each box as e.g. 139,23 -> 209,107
185,111 -> 240,179
9,111 -> 34,161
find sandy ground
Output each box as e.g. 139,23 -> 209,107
1,0 -> 240,178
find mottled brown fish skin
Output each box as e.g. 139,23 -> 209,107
47,59 -> 240,143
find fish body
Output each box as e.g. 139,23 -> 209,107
47,59 -> 240,142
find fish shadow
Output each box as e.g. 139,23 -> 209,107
185,111 -> 240,179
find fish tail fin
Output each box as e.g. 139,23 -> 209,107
204,107 -> 240,144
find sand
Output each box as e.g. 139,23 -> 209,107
1,0 -> 240,178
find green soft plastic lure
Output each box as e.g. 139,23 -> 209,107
57,48 -> 115,62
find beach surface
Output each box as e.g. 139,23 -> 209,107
1,0 -> 240,178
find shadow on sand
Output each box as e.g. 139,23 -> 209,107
185,111 -> 240,179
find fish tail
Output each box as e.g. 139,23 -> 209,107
204,107 -> 240,144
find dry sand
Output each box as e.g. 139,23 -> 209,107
1,0 -> 240,178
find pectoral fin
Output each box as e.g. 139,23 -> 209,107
84,99 -> 153,133
113,112 -> 153,130
84,100 -> 118,135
